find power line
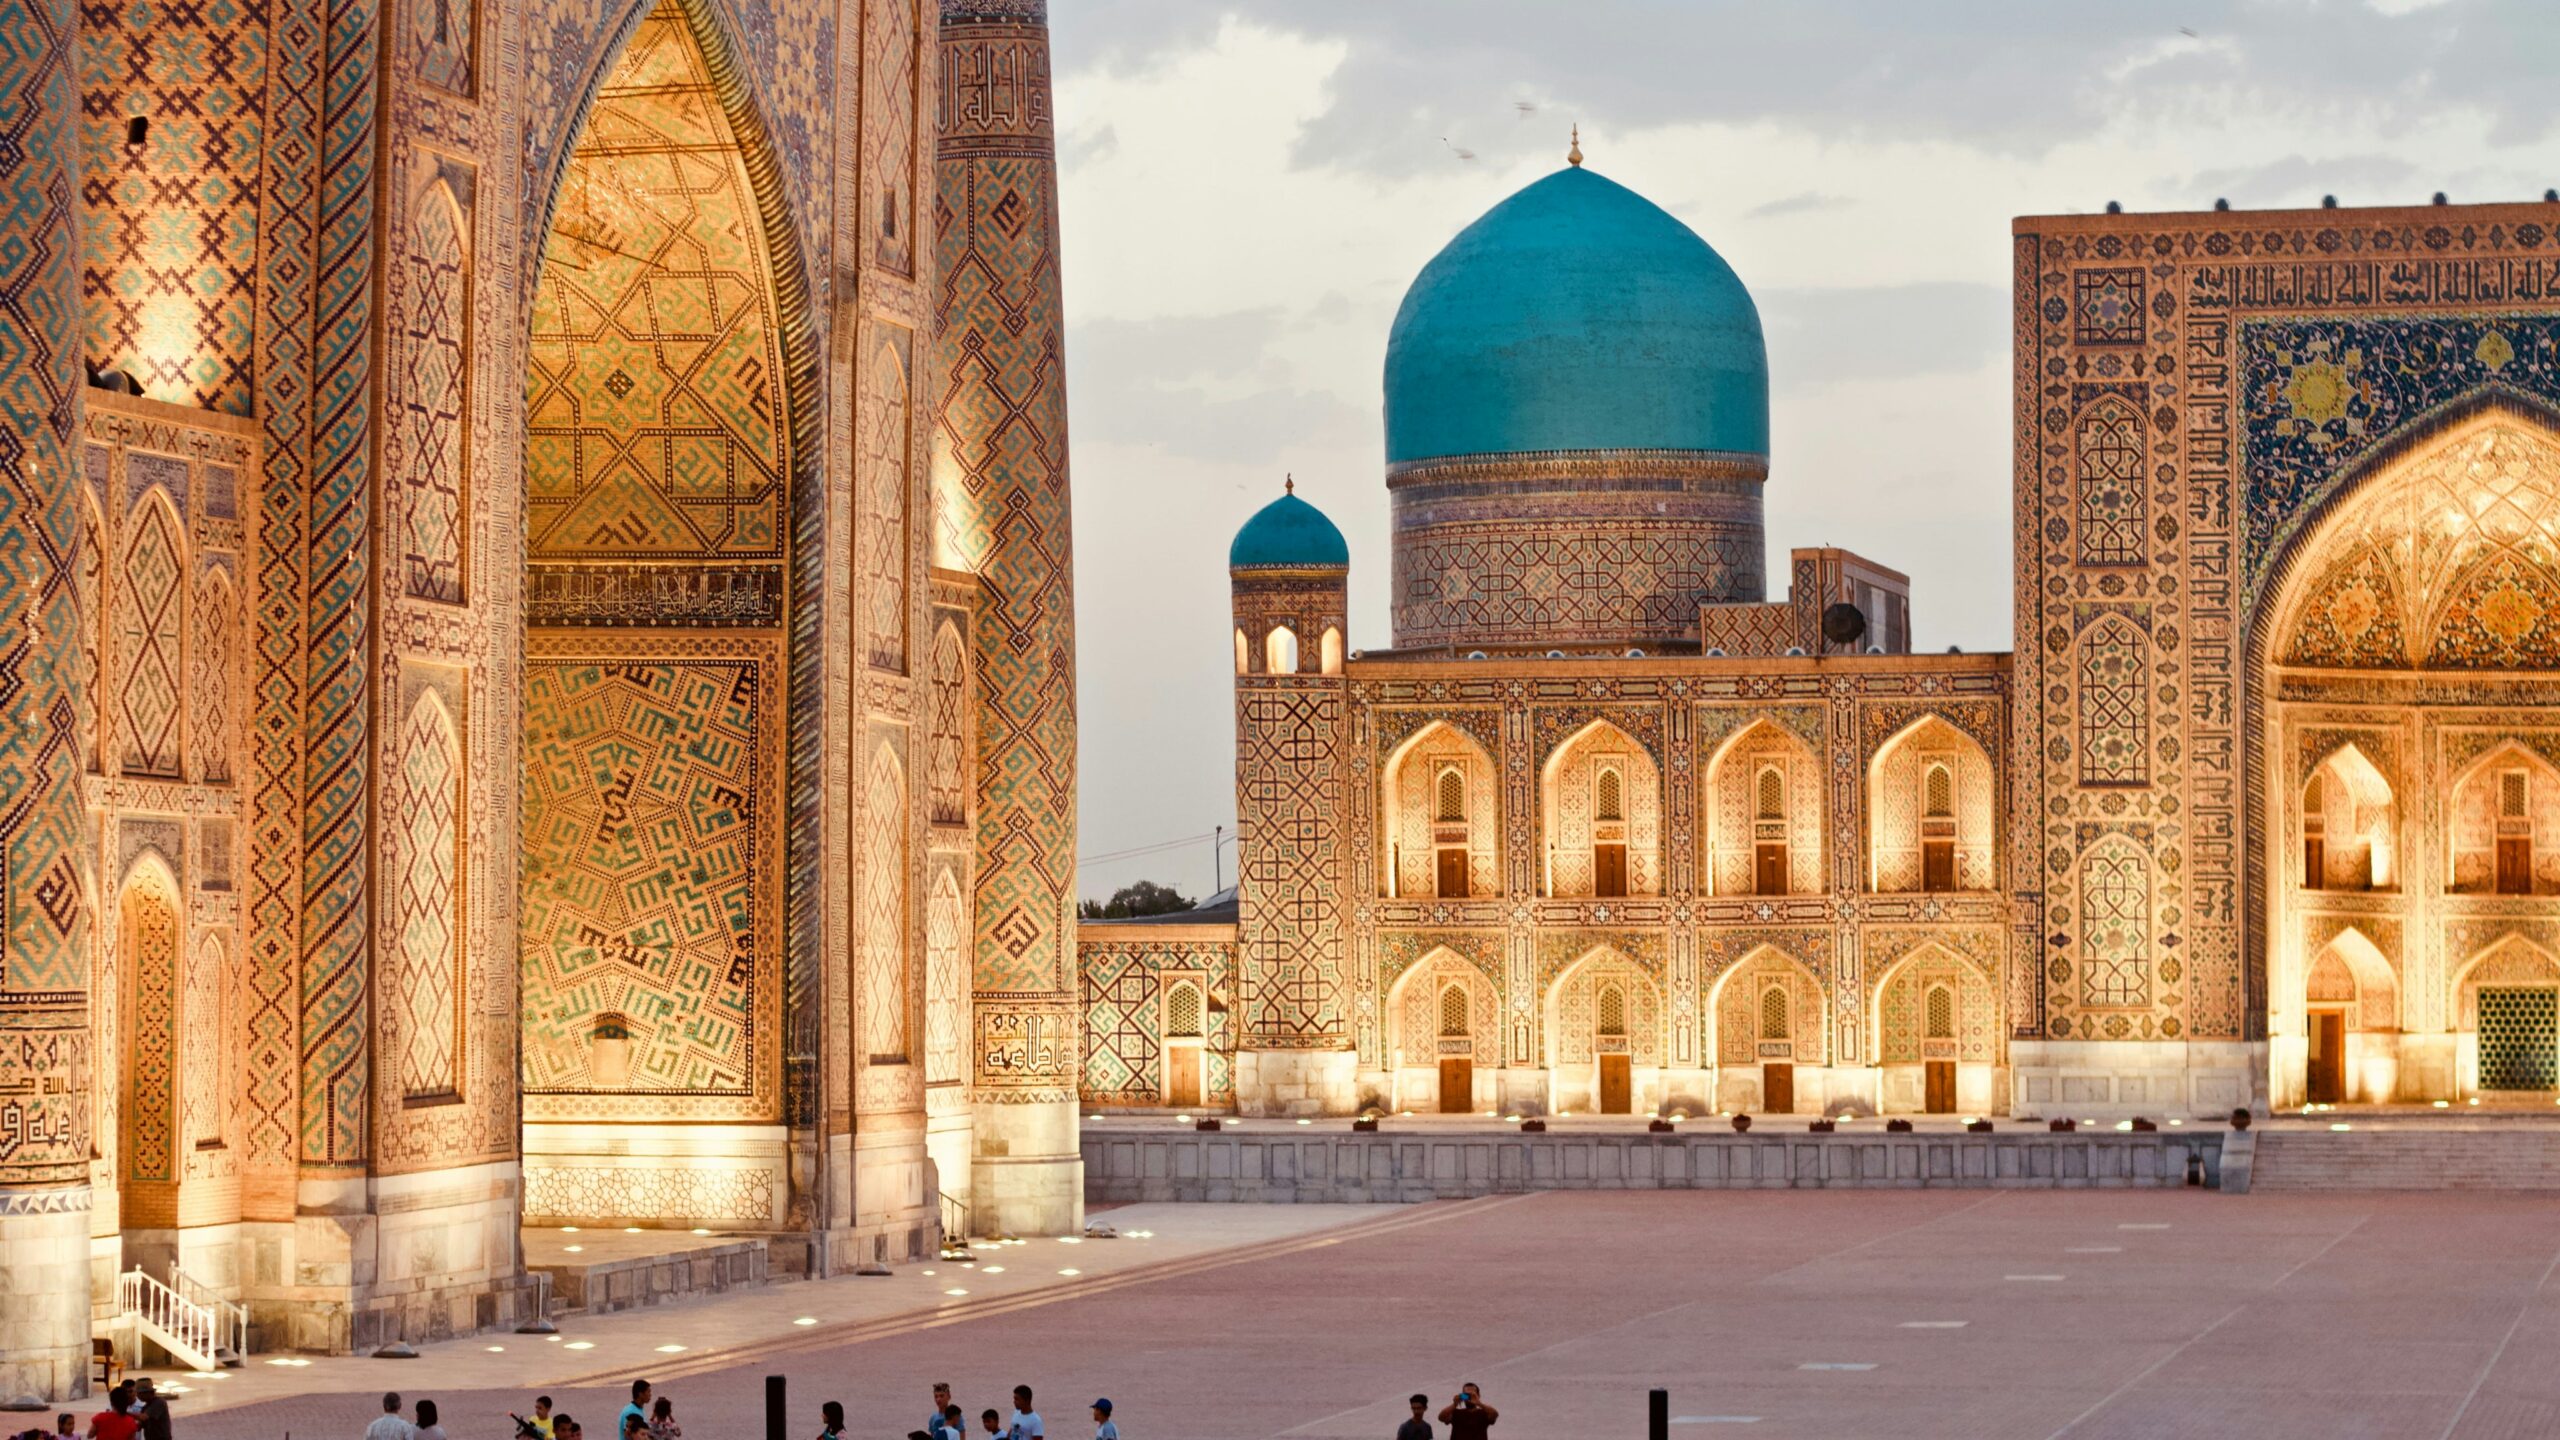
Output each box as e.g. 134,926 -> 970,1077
1078,829 -> 1220,867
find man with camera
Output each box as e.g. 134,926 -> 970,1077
1434,1383 -> 1497,1440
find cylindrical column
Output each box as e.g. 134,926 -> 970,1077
932,0 -> 1081,1235
0,0 -> 97,1398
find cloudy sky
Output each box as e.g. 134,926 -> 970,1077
1052,0 -> 2560,902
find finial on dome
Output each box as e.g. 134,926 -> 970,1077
1567,124 -> 1582,168
1285,473 -> 1294,494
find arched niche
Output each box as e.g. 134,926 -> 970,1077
1542,720 -> 1661,899
1380,721 -> 1499,899
1866,714 -> 1995,893
2300,743 -> 2395,892
1702,718 -> 1824,897
1542,947 -> 1662,1116
2448,743 -> 2560,897
1383,948 -> 1499,1114
1708,946 -> 1826,1115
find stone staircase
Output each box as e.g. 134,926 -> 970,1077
2253,1125 -> 2560,1190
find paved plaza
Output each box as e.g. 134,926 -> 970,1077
114,1188 -> 2560,1440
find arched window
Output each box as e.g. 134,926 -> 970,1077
1597,984 -> 1625,1036
1436,768 -> 1465,823
1165,982 -> 1203,1039
1265,625 -> 1299,675
1925,764 -> 1952,818
1757,766 -> 1785,819
1596,767 -> 1623,822
1233,628 -> 1249,676
1760,985 -> 1789,1041
1439,982 -> 1469,1037
1319,626 -> 1343,675
1925,984 -> 1954,1040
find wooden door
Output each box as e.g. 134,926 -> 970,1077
1922,840 -> 1955,892
2303,836 -> 2326,890
2306,1010 -> 2346,1104
1166,1044 -> 1201,1109
1762,1062 -> 1794,1115
1438,1058 -> 1473,1114
1598,1055 -> 1632,1114
1594,844 -> 1627,897
1436,847 -> 1470,898
2498,838 -> 2533,895
1754,843 -> 1787,895
1923,1059 -> 1955,1114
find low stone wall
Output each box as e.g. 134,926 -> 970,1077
531,1238 -> 769,1316
1083,1126 -> 2229,1203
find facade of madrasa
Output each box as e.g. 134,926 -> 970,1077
0,0 -> 1087,1395
1079,153 -> 2560,1136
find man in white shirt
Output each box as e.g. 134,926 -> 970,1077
366,1394 -> 414,1440
1006,1387 -> 1043,1440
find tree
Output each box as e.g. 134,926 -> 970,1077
1078,879 -> 1196,920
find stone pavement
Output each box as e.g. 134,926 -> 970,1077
152,1189 -> 2560,1439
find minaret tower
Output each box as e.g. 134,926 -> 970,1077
933,0 -> 1082,1233
1227,481 -> 1356,1112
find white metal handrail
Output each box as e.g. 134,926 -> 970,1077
116,1267 -> 218,1372
169,1262 -> 248,1360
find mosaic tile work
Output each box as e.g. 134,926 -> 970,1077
119,869 -> 180,1187
861,743 -> 908,1060
77,0 -> 269,412
936,0 -> 1080,1096
394,160 -> 471,605
1080,936 -> 1236,1108
391,690 -> 461,1098
408,0 -> 473,93
519,641 -> 782,1122
114,490 -> 186,776
526,4 -> 790,567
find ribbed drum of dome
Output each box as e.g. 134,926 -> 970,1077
932,0 -> 1083,1234
1383,154 -> 1771,652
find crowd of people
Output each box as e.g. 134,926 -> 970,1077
14,1367 -> 1501,1438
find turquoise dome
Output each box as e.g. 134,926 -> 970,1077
1383,166 -> 1768,464
1229,488 -> 1349,570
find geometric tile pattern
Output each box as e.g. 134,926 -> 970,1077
181,926 -> 228,1151
2073,396 -> 2145,567
861,0 -> 915,275
2078,838 -> 2149,1009
115,490 -> 186,776
2075,614 -> 2147,787
2478,986 -> 2557,1090
78,0 -> 270,412
395,166 -> 471,604
1391,510 -> 1765,651
860,328 -> 909,671
1549,951 -> 1659,1067
936,5 -> 1080,1094
2071,267 -> 2144,347
191,567 -> 235,781
121,869 -> 180,1185
1235,684 -> 1345,1045
392,691 -> 460,1099
861,741 -> 907,1061
526,4 -> 788,565
519,647 -> 778,1118
407,0 -> 473,93
925,867 -> 965,1084
1875,947 -> 1994,1064
927,618 -> 965,824
1078,936 -> 1240,1109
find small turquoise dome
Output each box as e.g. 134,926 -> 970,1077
1229,486 -> 1349,570
1384,165 -> 1768,464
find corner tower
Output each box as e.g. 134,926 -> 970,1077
1384,150 -> 1770,653
932,0 -> 1081,1233
1228,484 -> 1355,1112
